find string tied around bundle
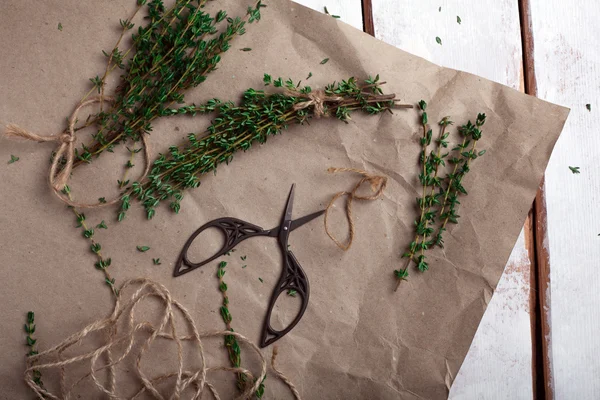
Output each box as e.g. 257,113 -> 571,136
4,96 -> 151,209
288,89 -> 344,117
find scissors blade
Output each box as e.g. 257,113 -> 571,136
289,209 -> 326,231
281,184 -> 295,226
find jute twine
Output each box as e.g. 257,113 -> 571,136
324,167 -> 388,251
24,278 -> 300,400
287,90 -> 343,117
4,96 -> 151,209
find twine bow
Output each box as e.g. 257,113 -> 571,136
4,96 -> 151,209
324,167 -> 388,251
289,89 -> 344,117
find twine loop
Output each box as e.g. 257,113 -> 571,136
324,167 -> 388,251
24,278 -> 301,400
4,96 -> 151,209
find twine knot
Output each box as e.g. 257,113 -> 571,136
60,133 -> 75,143
324,167 -> 388,251
4,95 -> 151,209
289,89 -> 344,117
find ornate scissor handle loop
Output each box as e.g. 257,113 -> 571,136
260,250 -> 310,347
174,217 -> 265,277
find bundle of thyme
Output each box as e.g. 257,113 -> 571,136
119,75 -> 405,219
28,0 -> 265,295
69,0 -> 265,166
394,101 -> 486,289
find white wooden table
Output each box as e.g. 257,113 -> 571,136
296,1 -> 599,398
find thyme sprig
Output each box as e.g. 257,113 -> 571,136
119,75 -> 404,219
217,261 -> 265,397
25,311 -> 44,390
434,114 -> 486,244
62,185 -> 117,296
395,107 -> 486,289
69,0 -> 266,167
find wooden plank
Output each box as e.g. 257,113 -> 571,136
371,1 -> 534,398
528,0 -> 600,398
292,0 -> 364,31
372,0 -> 524,90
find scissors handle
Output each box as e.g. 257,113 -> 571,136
260,249 -> 309,347
174,217 -> 267,277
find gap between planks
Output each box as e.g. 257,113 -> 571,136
361,0 -> 374,36
519,0 -> 553,398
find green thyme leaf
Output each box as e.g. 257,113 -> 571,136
153,258 -> 161,265
287,289 -> 297,297
457,16 -> 462,24
136,245 -> 150,252
436,36 -> 442,45
240,48 -> 252,51
241,255 -> 247,261
586,103 -> 591,112
320,58 -> 329,65
8,155 -> 19,164
569,166 -> 580,174
58,22 -> 63,31
263,73 -> 272,85
96,220 -> 108,229
258,277 -> 263,283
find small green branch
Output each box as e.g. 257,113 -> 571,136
25,311 -> 44,389
62,185 -> 118,297
395,110 -> 486,291
217,261 -> 265,397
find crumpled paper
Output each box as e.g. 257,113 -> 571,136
0,0 -> 568,398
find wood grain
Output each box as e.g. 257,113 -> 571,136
371,1 -> 534,398
528,0 -> 600,397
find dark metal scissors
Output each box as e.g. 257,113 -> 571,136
174,184 -> 325,347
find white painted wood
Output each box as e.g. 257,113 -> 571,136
292,0 -> 364,31
371,1 -> 534,398
529,1 -> 600,398
372,0 -> 523,90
